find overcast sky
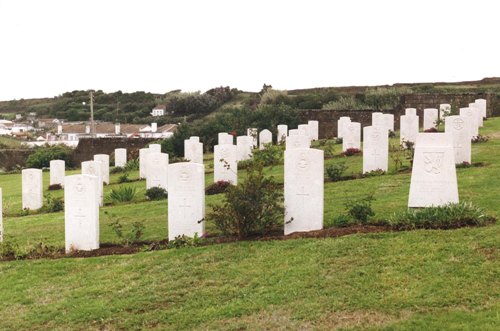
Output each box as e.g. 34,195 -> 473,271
0,0 -> 498,101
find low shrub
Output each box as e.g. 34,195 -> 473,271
167,233 -> 203,248
124,159 -> 139,171
206,180 -> 231,195
252,144 -> 284,167
106,213 -> 145,246
145,187 -> 168,200
331,214 -> 354,227
326,162 -> 347,182
342,148 -> 361,156
110,166 -> 125,174
472,134 -> 489,143
118,173 -> 131,183
345,195 -> 375,224
109,186 -> 137,203
207,162 -> 283,239
335,137 -> 343,144
363,169 -> 385,177
48,184 -> 62,191
43,194 -> 64,213
26,146 -> 73,168
386,202 -> 496,230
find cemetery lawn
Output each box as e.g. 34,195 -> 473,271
1,120 -> 500,329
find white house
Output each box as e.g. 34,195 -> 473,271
151,105 -> 166,117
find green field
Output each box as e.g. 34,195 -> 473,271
0,119 -> 499,330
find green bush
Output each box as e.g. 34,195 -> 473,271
206,181 -> 231,195
109,186 -> 137,203
145,187 -> 168,201
107,213 -> 145,246
167,233 -> 203,248
252,144 -> 284,167
118,173 -> 130,183
345,195 -> 375,224
207,162 -> 284,239
331,214 -> 354,227
26,145 -> 73,168
110,166 -> 125,174
386,202 -> 496,230
43,194 -> 64,213
326,162 -> 347,182
124,159 -> 139,171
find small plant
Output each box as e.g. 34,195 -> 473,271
386,202 -> 496,230
331,214 -> 354,227
363,169 -> 385,177
335,137 -> 343,144
0,240 -> 20,260
145,187 -> 168,200
48,184 -> 62,191
118,173 -> 131,183
110,166 -> 126,174
109,186 -> 137,203
388,130 -> 396,138
167,233 -> 203,249
43,194 -> 64,213
252,144 -> 284,167
25,240 -> 60,259
325,162 -> 347,182
124,159 -> 139,171
472,134 -> 489,143
106,213 -> 145,246
206,180 -> 231,195
456,161 -> 472,169
345,195 -> 375,224
342,148 -> 361,157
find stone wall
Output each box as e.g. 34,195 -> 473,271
72,137 -> 157,165
0,149 -> 33,171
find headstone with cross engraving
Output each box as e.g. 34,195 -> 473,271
459,107 -> 479,139
342,122 -> 361,152
405,108 -> 417,116
218,132 -> 234,145
259,129 -> 273,150
469,102 -> 483,128
286,134 -> 311,150
139,148 -> 150,179
475,99 -> 487,119
408,133 -> 458,207
149,144 -> 162,153
114,148 -> 127,167
214,144 -> 237,184
308,120 -> 319,141
93,154 -> 110,184
284,148 -> 324,235
363,126 -> 388,173
400,114 -> 419,145
81,160 -> 104,206
167,162 -> 205,240
337,117 -> 351,138
445,115 -> 471,164
439,104 -> 451,120
277,124 -> 288,144
236,136 -> 253,161
146,152 -> 169,190
22,168 -> 43,210
50,160 -> 65,187
184,137 -> 203,164
423,108 -> 438,131
247,128 -> 258,148
64,174 -> 99,253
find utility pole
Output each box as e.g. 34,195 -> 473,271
89,90 -> 95,137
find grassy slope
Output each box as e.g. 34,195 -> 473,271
0,120 -> 499,330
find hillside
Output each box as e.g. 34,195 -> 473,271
0,118 -> 499,329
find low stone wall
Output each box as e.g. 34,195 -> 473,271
0,149 -> 33,171
72,137 -> 158,166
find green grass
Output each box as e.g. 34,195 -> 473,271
0,118 -> 499,329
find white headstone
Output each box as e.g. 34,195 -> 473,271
139,148 -> 150,179
423,108 -> 438,131
475,98 -> 487,118
64,174 -> 99,253
297,124 -> 310,140
308,120 -> 319,141
93,154 -> 110,185
459,107 -> 479,138
288,129 -> 300,136
277,124 -> 288,144
236,136 -> 253,161
247,128 -> 258,148
439,104 -> 451,119
0,188 -> 3,242
218,132 -> 234,145
337,116 -> 351,138
114,148 -> 127,168
372,112 -> 384,128
342,122 -> 361,151
408,133 -> 459,207
50,160 -> 65,187
363,126 -> 388,173
81,160 -> 104,207
146,152 -> 169,190
469,102 -> 483,127
383,114 -> 394,132
286,135 -> 311,150
214,144 -> 237,184
167,162 -> 205,241
184,137 -> 203,164
149,144 -> 162,153
405,108 -> 417,116
22,168 -> 43,210
259,129 -> 273,150
445,115 -> 471,164
400,115 -> 419,145
284,148 -> 324,235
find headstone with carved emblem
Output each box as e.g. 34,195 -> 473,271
439,104 -> 451,120
284,148 -> 324,235
286,134 -> 311,150
408,133 -> 458,207
363,126 -> 388,173
445,115 -> 471,164
184,137 -> 203,164
167,162 -> 205,240
146,152 -> 169,190
342,122 -> 361,152
22,168 -> 43,210
64,174 -> 99,253
214,144 -> 237,184
459,107 -> 479,139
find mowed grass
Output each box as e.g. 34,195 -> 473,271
0,118 -> 499,329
